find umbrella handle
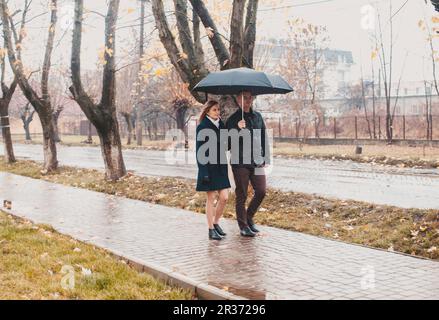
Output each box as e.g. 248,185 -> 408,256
242,95 -> 244,121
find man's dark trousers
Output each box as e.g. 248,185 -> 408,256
232,166 -> 266,230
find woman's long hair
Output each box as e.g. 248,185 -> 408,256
199,100 -> 219,122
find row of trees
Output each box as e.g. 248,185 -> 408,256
365,1 -> 439,143
0,0 -> 263,180
276,1 -> 439,143
1,0 -> 438,180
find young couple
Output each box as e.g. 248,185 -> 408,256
195,91 -> 270,240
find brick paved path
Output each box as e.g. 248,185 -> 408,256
0,172 -> 438,299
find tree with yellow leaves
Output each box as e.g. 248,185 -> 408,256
137,58 -> 199,147
151,0 -> 260,120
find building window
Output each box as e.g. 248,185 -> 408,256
426,87 -> 431,95
411,105 -> 417,114
338,70 -> 345,82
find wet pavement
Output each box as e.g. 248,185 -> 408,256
2,143 -> 439,209
1,172 -> 438,300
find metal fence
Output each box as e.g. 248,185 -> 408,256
265,115 -> 439,141
9,114 -> 439,143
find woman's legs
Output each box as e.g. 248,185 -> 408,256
214,189 -> 229,224
206,191 -> 216,229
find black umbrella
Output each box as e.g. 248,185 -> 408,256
193,67 -> 293,119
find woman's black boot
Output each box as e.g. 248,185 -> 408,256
213,224 -> 226,236
209,228 -> 222,240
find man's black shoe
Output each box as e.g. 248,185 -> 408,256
248,223 -> 260,233
240,226 -> 256,237
213,224 -> 226,236
209,228 -> 222,240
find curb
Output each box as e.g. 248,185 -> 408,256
1,208 -> 247,301
109,249 -> 246,300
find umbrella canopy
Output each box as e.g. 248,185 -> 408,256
192,67 -> 293,96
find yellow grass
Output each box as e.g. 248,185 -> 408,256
274,142 -> 439,160
0,210 -> 193,300
274,142 -> 439,168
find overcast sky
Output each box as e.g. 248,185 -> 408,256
257,0 -> 438,83
6,0 -> 439,85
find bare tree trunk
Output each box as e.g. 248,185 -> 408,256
121,112 -> 133,145
243,0 -> 258,68
314,117 -> 320,139
371,64 -> 376,139
40,114 -> 58,169
21,104 -> 34,141
295,119 -> 301,138
229,0 -> 245,68
376,4 -> 393,144
189,0 -> 230,69
132,120 -> 136,141
173,99 -> 189,145
215,1 -> 248,121
147,124 -> 152,140
361,79 -> 372,139
87,121 -> 93,143
52,106 -> 63,142
192,9 -> 205,68
0,101 -> 15,162
220,0 -> 257,121
152,116 -> 158,140
424,81 -> 432,140
136,0 -> 145,146
41,0 -> 59,169
52,118 -> 60,142
386,109 -> 393,142
24,122 -> 32,140
151,0 -> 207,102
127,116 -> 133,145
0,72 -> 17,162
70,0 -> 126,180
135,108 -> 143,144
175,0 -> 203,73
98,125 -> 125,180
1,0 -> 59,172
429,94 -> 433,140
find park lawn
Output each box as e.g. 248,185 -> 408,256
273,142 -> 439,168
0,210 -> 193,300
1,157 -> 438,261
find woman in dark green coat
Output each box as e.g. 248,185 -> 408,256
196,100 -> 231,240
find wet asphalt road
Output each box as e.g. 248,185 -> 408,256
1,143 -> 438,209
